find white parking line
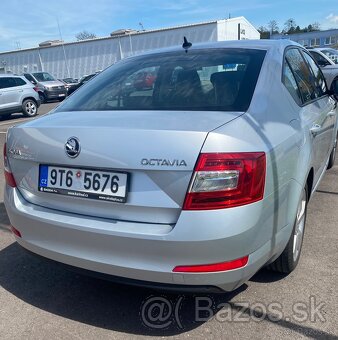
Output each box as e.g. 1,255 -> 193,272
0,132 -> 7,134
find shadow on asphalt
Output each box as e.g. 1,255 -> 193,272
0,243 -> 336,339
0,242 -> 246,336
250,268 -> 287,283
0,202 -> 10,232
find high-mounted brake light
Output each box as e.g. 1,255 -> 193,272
3,143 -> 17,188
173,256 -> 249,273
183,152 -> 266,210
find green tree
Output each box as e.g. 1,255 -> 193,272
267,20 -> 279,34
257,26 -> 270,39
284,18 -> 297,34
76,31 -> 97,41
307,22 -> 320,32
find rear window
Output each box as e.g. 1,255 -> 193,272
56,48 -> 266,112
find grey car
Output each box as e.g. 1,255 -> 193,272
4,40 -> 338,292
0,74 -> 40,118
23,72 -> 67,103
308,47 -> 338,89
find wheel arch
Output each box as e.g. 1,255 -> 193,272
22,97 -> 38,105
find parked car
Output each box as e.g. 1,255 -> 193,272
67,73 -> 97,95
60,78 -> 79,94
307,47 -> 338,89
0,74 -> 40,118
4,40 -> 338,292
315,47 -> 338,64
23,72 -> 67,103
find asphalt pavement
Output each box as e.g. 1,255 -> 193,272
0,103 -> 337,339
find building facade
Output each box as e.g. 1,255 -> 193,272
0,17 -> 259,79
271,29 -> 338,48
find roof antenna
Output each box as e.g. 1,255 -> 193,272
182,36 -> 192,53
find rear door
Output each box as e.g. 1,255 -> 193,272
285,48 -> 335,184
0,77 -> 22,109
300,50 -> 336,161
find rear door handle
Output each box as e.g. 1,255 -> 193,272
310,124 -> 322,136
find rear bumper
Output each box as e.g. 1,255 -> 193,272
4,186 -> 291,292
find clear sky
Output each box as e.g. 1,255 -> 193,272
0,0 -> 337,52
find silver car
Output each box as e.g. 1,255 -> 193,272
4,40 -> 338,292
308,47 -> 338,89
23,72 -> 67,103
0,74 -> 40,118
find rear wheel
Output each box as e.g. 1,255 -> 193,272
39,92 -> 46,103
22,99 -> 38,117
327,135 -> 337,169
267,186 -> 308,273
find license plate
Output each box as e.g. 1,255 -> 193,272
38,165 -> 129,203
59,94 -> 65,97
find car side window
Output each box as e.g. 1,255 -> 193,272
24,74 -> 36,84
14,78 -> 27,87
285,48 -> 319,104
301,51 -> 327,96
309,51 -> 330,67
0,78 -> 6,89
282,60 -> 302,105
0,77 -> 17,89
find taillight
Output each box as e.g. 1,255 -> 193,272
173,256 -> 249,273
3,143 -> 17,188
183,152 -> 266,210
33,87 -> 39,92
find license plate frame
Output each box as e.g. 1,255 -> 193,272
38,164 -> 129,203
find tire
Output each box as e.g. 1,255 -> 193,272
327,135 -> 337,170
267,185 -> 308,274
22,99 -> 38,117
39,92 -> 46,103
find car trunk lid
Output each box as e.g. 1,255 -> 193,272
7,110 -> 243,224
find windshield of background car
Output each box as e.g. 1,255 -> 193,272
32,72 -> 55,81
63,78 -> 76,83
56,48 -> 266,112
321,49 -> 338,64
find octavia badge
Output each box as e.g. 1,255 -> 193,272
65,137 -> 80,158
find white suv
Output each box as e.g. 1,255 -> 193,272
0,74 -> 40,118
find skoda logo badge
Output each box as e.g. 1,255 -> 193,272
65,137 -> 80,158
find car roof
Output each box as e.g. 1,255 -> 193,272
0,74 -> 24,78
136,39 -> 301,58
316,47 -> 335,51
